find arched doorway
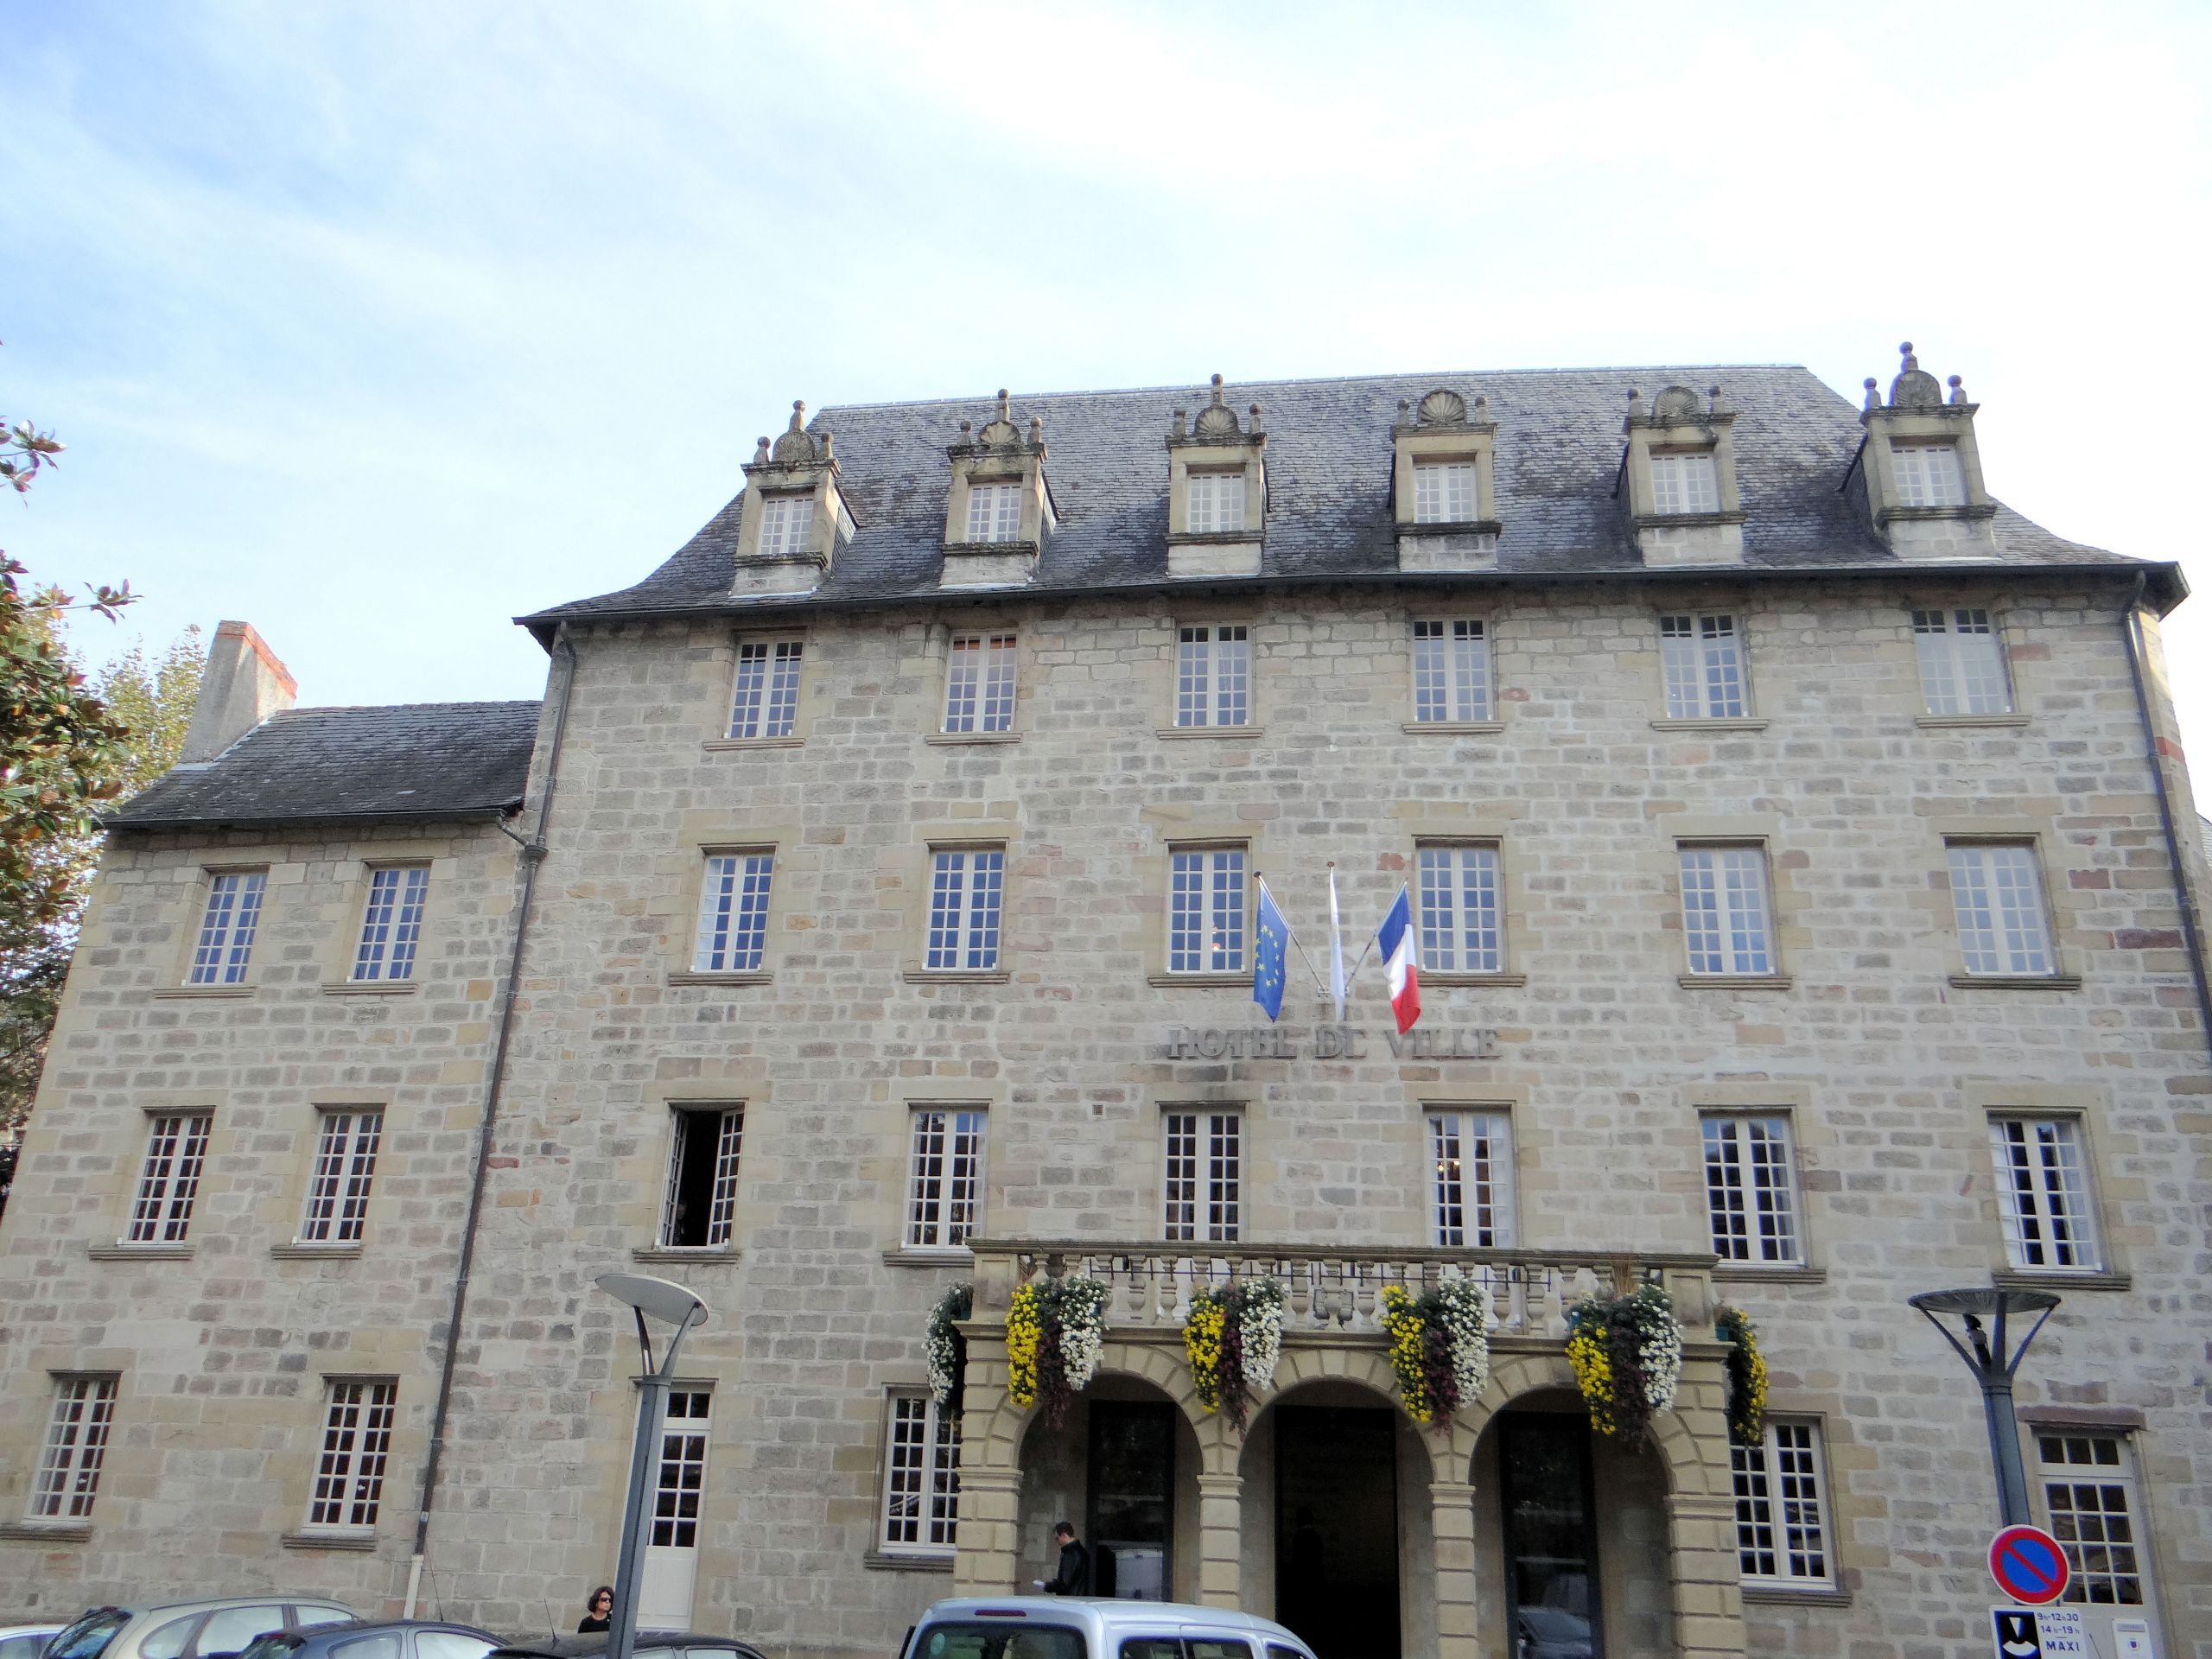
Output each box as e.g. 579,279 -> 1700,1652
1016,1372 -> 1206,1602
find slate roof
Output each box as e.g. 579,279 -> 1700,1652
524,364 -> 2156,633
110,701 -> 541,830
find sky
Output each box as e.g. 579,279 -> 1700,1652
5,1 -> 2211,742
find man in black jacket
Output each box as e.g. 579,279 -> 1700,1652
1033,1521 -> 1089,1595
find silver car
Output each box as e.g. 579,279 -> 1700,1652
0,1626 -> 64,1659
45,1600 -> 359,1659
904,1598 -> 1319,1659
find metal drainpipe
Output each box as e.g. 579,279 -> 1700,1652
2117,574 -> 2212,1065
402,629 -> 580,1617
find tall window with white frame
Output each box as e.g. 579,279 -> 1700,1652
926,849 -> 1005,973
906,1108 -> 985,1251
127,1111 -> 212,1244
1427,1110 -> 1514,1248
1660,613 -> 1747,719
2037,1433 -> 2148,1607
1912,609 -> 2012,715
29,1375 -> 117,1520
1410,619 -> 1492,724
757,493 -> 813,559
299,1108 -> 383,1245
1163,1109 -> 1241,1243
661,1105 -> 743,1250
1412,460 -> 1478,524
651,1391 -> 711,1554
1891,442 -> 1966,507
188,869 -> 266,985
1679,845 -> 1775,976
728,639 -> 804,740
694,852 -> 774,973
1168,846 -> 1246,974
1988,1116 -> 2101,1272
882,1391 -> 961,1554
308,1378 -> 395,1529
1649,449 -> 1719,514
1416,844 -> 1502,975
1185,469 -> 1245,533
1701,1115 -> 1803,1267
1175,626 -> 1250,728
1732,1419 -> 1834,1588
964,481 -> 1023,543
944,633 -> 1017,734
352,866 -> 429,982
1948,842 -> 2055,976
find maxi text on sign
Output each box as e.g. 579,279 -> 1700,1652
1989,1524 -> 2070,1605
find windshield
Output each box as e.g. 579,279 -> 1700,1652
48,1614 -> 131,1659
913,1624 -> 1085,1659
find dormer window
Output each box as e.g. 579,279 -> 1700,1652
964,481 -> 1023,543
941,390 -> 1052,588
1620,385 -> 1745,567
759,494 -> 814,560
1649,450 -> 1719,516
1853,343 -> 1998,560
1413,460 -> 1477,524
1165,375 -> 1266,580
1393,389 -> 1499,570
733,400 -> 852,597
1186,470 -> 1247,534
1891,442 -> 1965,508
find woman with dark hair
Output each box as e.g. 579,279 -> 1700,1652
577,1587 -> 614,1634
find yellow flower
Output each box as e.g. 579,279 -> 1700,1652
1184,1300 -> 1228,1412
1006,1283 -> 1044,1409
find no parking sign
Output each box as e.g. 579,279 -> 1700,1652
1989,1523 -> 2071,1605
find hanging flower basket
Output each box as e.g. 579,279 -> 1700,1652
1716,1305 -> 1767,1447
1378,1274 -> 1491,1430
1566,1281 -> 1683,1446
1184,1277 -> 1285,1434
925,1282 -> 972,1414
1006,1272 -> 1109,1429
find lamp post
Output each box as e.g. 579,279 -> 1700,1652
596,1273 -> 709,1659
1907,1286 -> 2059,1527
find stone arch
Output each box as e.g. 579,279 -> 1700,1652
970,1338 -> 1232,1475
1449,1351 -> 1727,1499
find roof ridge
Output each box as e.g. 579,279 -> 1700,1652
273,699 -> 543,716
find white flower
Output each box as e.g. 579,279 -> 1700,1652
1058,1274 -> 1109,1392
1239,1279 -> 1285,1394
1435,1274 -> 1492,1405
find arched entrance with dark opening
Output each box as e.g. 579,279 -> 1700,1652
1016,1371 -> 1206,1602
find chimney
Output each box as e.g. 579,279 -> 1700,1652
178,620 -> 298,763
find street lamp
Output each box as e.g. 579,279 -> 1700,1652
1907,1286 -> 2059,1527
596,1272 -> 709,1659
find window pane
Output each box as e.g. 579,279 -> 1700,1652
1411,619 -> 1489,723
308,1381 -> 396,1528
1429,1112 -> 1510,1248
1948,845 -> 2052,975
32,1376 -> 117,1518
1989,1117 -> 2098,1270
2038,1434 -> 2144,1604
1651,451 -> 1719,514
353,866 -> 429,982
650,1390 -> 709,1549
301,1110 -> 383,1244
129,1113 -> 211,1243
1414,461 -> 1477,524
1214,626 -> 1249,727
882,1393 -> 961,1549
1680,848 -> 1771,975
694,854 -> 774,973
760,495 -> 813,558
1732,1421 -> 1830,1583
1702,1116 -> 1801,1264
190,871 -> 266,985
1894,442 -> 1965,508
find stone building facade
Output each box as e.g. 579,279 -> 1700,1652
2,352 -> 2208,1659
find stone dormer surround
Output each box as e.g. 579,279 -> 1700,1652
1392,388 -> 1502,571
732,401 -> 858,597
1855,341 -> 1999,560
940,391 -> 1055,589
1619,383 -> 1746,567
1165,374 -> 1266,579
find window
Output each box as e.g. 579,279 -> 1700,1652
1948,843 -> 2054,976
299,1109 -> 383,1245
127,1112 -> 211,1243
1163,1109 -> 1241,1242
1427,1111 -> 1513,1247
693,853 -> 774,973
29,1376 -> 116,1519
1168,847 -> 1246,973
308,1379 -> 395,1528
1175,626 -> 1250,728
728,639 -> 803,739
964,481 -> 1023,543
351,866 -> 429,982
1416,844 -> 1501,974
1185,469 -> 1245,533
194,1612 -> 286,1658
414,1637 -> 494,1659
1649,450 -> 1720,514
882,1391 -> 960,1552
1912,608 -> 2011,715
1660,613 -> 1746,719
661,1106 -> 743,1249
1732,1420 -> 1832,1586
1679,846 -> 1774,976
1410,619 -> 1491,723
1701,1116 -> 1802,1265
652,1390 -> 711,1550
926,849 -> 1004,971
758,493 -> 813,559
1412,460 -> 1477,524
188,870 -> 265,985
906,1109 -> 986,1250
1989,1116 -> 2101,1271
1891,442 -> 1966,507
944,633 -> 1017,734
2037,1433 -> 2145,1605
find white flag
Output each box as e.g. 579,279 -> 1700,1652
1327,862 -> 1348,1021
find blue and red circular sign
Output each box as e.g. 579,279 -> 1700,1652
1989,1524 -> 2071,1605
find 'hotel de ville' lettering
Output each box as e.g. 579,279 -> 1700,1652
1164,1024 -> 1501,1061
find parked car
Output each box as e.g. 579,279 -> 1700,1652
45,1600 -> 358,1659
901,1598 -> 1319,1659
0,1626 -> 64,1659
482,1635 -> 763,1659
236,1625 -> 501,1659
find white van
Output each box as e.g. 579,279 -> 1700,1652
900,1598 -> 1318,1659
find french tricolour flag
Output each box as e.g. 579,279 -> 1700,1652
1376,885 -> 1421,1034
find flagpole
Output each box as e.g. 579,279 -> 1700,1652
1326,862 -> 1348,1022
1257,874 -> 1330,995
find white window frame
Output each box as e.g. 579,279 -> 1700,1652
1678,844 -> 1775,976
298,1109 -> 383,1245
2034,1431 -> 2150,1607
1415,843 -> 1502,975
1175,625 -> 1251,728
1700,1114 -> 1803,1266
728,639 -> 804,740
1163,1109 -> 1242,1243
1649,448 -> 1720,515
693,852 -> 774,974
1948,842 -> 2055,977
1661,613 -> 1747,719
1732,1418 -> 1834,1587
1911,608 -> 2012,715
127,1111 -> 212,1244
757,493 -> 813,560
650,1389 -> 712,1550
351,865 -> 429,982
905,1107 -> 986,1251
660,1105 -> 744,1250
1427,1110 -> 1514,1248
1167,846 -> 1247,975
963,480 -> 1024,543
881,1390 -> 961,1554
29,1375 -> 117,1520
188,869 -> 266,985
943,633 -> 1017,734
925,849 -> 1005,971
1410,618 -> 1492,723
1891,442 -> 1966,508
1412,460 -> 1478,524
308,1378 -> 396,1529
1988,1115 -> 2101,1272
1185,468 -> 1246,534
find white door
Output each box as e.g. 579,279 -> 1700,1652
638,1389 -> 711,1629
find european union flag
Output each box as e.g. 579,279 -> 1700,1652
1253,880 -> 1290,1021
